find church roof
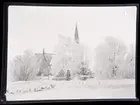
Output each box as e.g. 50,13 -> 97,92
74,23 -> 79,44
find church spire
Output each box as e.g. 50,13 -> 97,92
74,22 -> 79,44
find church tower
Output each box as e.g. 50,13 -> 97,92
74,23 -> 79,44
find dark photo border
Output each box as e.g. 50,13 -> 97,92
1,2 -> 139,104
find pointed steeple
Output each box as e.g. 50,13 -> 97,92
74,22 -> 79,44
43,48 -> 45,55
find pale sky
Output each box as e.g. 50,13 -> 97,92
8,6 -> 137,62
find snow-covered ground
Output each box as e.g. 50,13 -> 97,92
6,78 -> 136,101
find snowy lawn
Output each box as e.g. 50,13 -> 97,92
6,78 -> 135,101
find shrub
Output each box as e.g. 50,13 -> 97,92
66,70 -> 71,81
57,69 -> 65,77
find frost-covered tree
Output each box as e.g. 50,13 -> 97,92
51,35 -> 85,77
51,35 -> 73,76
94,36 -> 127,79
51,35 -> 69,75
11,49 -> 39,81
123,44 -> 135,78
70,41 -> 85,74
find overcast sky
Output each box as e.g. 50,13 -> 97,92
8,6 -> 137,62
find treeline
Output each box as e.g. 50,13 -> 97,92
8,36 -> 135,82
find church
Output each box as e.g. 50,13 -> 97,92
35,23 -> 89,76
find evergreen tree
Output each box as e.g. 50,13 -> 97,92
57,69 -> 65,77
